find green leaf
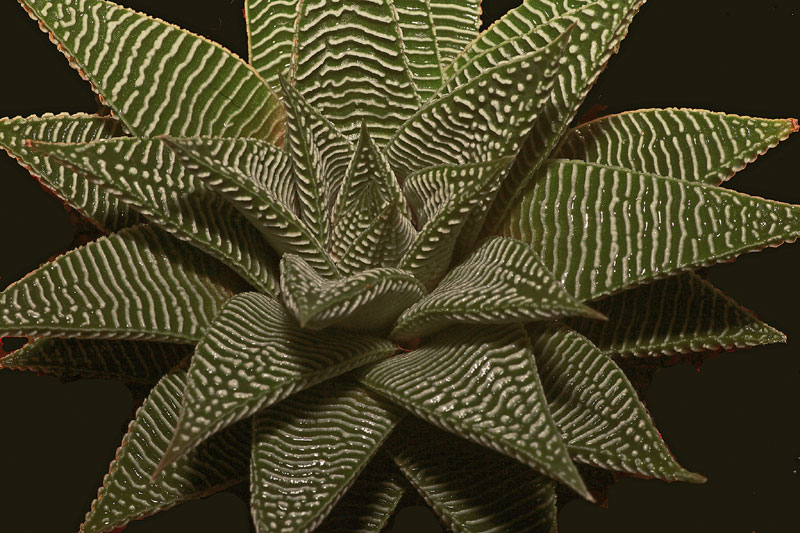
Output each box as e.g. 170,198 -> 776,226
20,0 -> 284,142
164,136 -> 339,280
0,224 -> 244,342
316,452 -> 407,533
388,419 -> 558,533
0,113 -> 140,232
528,322 -> 705,483
558,109 -> 798,185
33,137 -> 280,296
429,0 -> 482,65
0,337 -> 190,385
567,272 -> 785,357
245,0 -> 301,90
81,370 -> 251,533
291,0 -> 422,143
250,379 -> 404,533
393,0 -> 444,101
392,237 -> 603,341
485,0 -> 645,235
157,292 -> 395,472
500,159 -> 800,301
360,324 -> 590,499
399,157 -> 516,289
280,254 -> 426,331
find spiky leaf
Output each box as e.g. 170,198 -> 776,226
361,324 -> 590,498
429,0 -> 481,64
0,224 -> 243,342
19,0 -> 283,142
250,379 -> 403,533
501,160 -> 800,301
280,254 -> 426,331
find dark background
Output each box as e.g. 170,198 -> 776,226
1,1 -> 798,532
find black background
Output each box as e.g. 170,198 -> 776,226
1,1 -> 798,532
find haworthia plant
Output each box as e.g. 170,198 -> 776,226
1,1 -> 796,532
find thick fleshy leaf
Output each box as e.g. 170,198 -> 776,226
0,113 -> 139,232
34,137 -> 280,296
393,0 -> 444,101
81,370 -> 251,533
567,272 -> 785,357
399,157 -> 515,289
429,0 -> 482,64
280,254 -> 426,331
501,160 -> 800,301
392,236 -> 603,341
157,293 -> 395,471
250,379 -> 403,533
360,324 -> 590,498
485,0 -> 645,235
558,109 -> 798,185
0,338 -> 190,385
245,0 -> 301,90
316,452 -> 407,533
0,224 -> 244,342
291,0 -> 422,143
20,0 -> 284,142
388,419 -> 558,533
164,136 -> 339,279
528,323 -> 705,483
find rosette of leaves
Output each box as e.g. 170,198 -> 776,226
1,1 -> 798,532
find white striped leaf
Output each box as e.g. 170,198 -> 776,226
157,292 -> 396,472
392,237 -> 603,341
0,337 -> 191,385
20,0 -> 284,142
528,322 -> 706,483
485,0 -> 645,235
250,379 -> 404,533
360,324 -> 590,499
33,137 -> 280,296
246,0 -> 301,90
0,224 -> 244,343
331,123 -> 409,263
399,157 -> 516,289
281,254 -> 426,331
500,160 -> 800,302
81,370 -> 251,533
0,113 -> 140,232
385,30 -> 570,180
388,419 -> 558,533
567,272 -> 785,357
392,0 -> 444,101
291,0 -> 422,143
316,452 -> 407,533
164,136 -> 339,280
429,0 -> 482,65
558,109 -> 799,185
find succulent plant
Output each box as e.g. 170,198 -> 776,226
1,1 -> 798,532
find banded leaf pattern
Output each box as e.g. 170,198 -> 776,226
246,0 -> 301,89
559,109 -> 798,185
392,0 -> 444,100
568,272 -> 784,356
280,254 -> 426,331
361,324 -> 590,498
429,0 -> 482,64
81,370 -> 251,533
0,225 -> 244,343
392,236 -> 602,340
250,380 -> 403,533
0,338 -> 191,385
337,203 -> 418,275
292,0 -> 422,143
158,293 -> 395,470
0,113 -> 138,232
20,0 -> 284,142
388,420 -> 557,533
35,138 -> 280,296
501,160 -> 800,301
528,323 -> 704,482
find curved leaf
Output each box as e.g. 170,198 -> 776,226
250,379 -> 403,533
20,0 -> 284,142
501,160 -> 800,301
392,0 -> 444,100
0,224 -> 244,342
246,0 -> 301,90
430,0 -> 482,65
